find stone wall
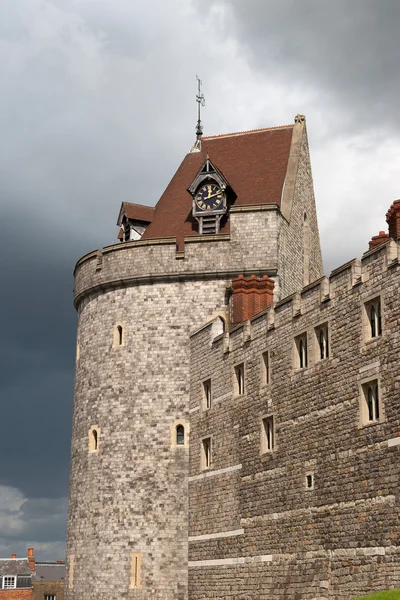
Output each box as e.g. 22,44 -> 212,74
189,239 -> 400,599
33,581 -> 64,600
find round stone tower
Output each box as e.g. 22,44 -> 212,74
65,117 -> 323,600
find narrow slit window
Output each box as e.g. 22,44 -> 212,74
203,379 -> 212,409
201,437 -> 212,469
261,416 -> 275,453
130,553 -> 142,590
295,333 -> 308,369
261,351 -> 270,385
176,424 -> 185,445
117,325 -> 123,346
315,323 -> 329,361
234,364 -> 245,396
89,427 -> 100,452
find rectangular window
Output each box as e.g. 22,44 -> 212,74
44,595 -> 56,600
305,473 -> 314,490
201,437 -> 212,469
202,379 -> 212,410
234,363 -> 245,395
361,380 -> 381,424
261,416 -> 275,453
294,333 -> 308,369
315,323 -> 329,361
3,577 -> 16,589
261,351 -> 270,385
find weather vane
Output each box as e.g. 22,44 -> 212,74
195,75 -> 205,142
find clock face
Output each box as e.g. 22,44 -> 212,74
195,184 -> 223,211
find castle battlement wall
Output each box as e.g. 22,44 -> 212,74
188,238 -> 400,600
73,208 -> 282,306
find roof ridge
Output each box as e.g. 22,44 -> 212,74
123,201 -> 155,209
202,124 -> 293,141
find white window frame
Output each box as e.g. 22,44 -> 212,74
44,595 -> 56,600
3,576 -> 16,589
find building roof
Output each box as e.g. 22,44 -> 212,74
117,202 -> 154,226
34,562 -> 65,582
0,558 -> 31,576
142,124 -> 294,248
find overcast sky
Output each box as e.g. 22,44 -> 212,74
0,0 -> 399,561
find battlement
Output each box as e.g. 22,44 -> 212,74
191,237 -> 399,344
73,208 -> 283,308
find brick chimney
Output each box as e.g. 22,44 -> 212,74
27,548 -> 35,572
11,554 -> 16,559
386,200 -> 400,240
231,274 -> 274,324
369,230 -> 390,249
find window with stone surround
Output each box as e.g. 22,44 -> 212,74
201,437 -> 212,469
202,379 -> 212,410
129,553 -> 142,590
360,380 -> 382,425
261,415 -> 275,453
176,424 -> 185,445
364,297 -> 382,340
234,363 -> 245,396
315,323 -> 329,361
44,595 -> 56,600
294,333 -> 308,370
2,576 -> 16,589
113,323 -> 125,348
261,351 -> 270,385
88,426 -> 100,452
305,473 -> 314,490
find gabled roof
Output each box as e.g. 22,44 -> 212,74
142,124 -> 294,248
0,558 -> 31,576
117,202 -> 154,227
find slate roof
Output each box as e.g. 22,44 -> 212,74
141,124 -> 294,248
0,558 -> 31,576
34,562 -> 65,582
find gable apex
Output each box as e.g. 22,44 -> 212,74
187,156 -> 231,196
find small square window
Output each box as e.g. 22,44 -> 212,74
315,323 -> 329,361
202,379 -> 212,410
294,333 -> 308,370
3,577 -> 16,589
360,380 -> 382,425
201,437 -> 212,470
234,363 -> 245,396
364,297 -> 382,340
261,416 -> 275,453
261,351 -> 270,385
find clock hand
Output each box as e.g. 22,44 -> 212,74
207,191 -> 222,200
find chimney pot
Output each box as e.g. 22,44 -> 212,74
11,554 -> 16,559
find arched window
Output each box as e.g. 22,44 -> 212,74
89,426 -> 100,452
92,429 -> 98,451
176,424 -> 185,445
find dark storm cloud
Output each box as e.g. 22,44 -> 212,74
215,0 -> 400,134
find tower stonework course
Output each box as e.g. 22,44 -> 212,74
65,117 -> 323,600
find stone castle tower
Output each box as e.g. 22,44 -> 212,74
65,115 -> 323,600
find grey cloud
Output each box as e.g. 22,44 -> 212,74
210,0 -> 400,134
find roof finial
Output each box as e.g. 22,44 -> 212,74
195,75 -> 205,142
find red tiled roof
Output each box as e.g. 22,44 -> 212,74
142,125 -> 294,248
123,202 -> 154,223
